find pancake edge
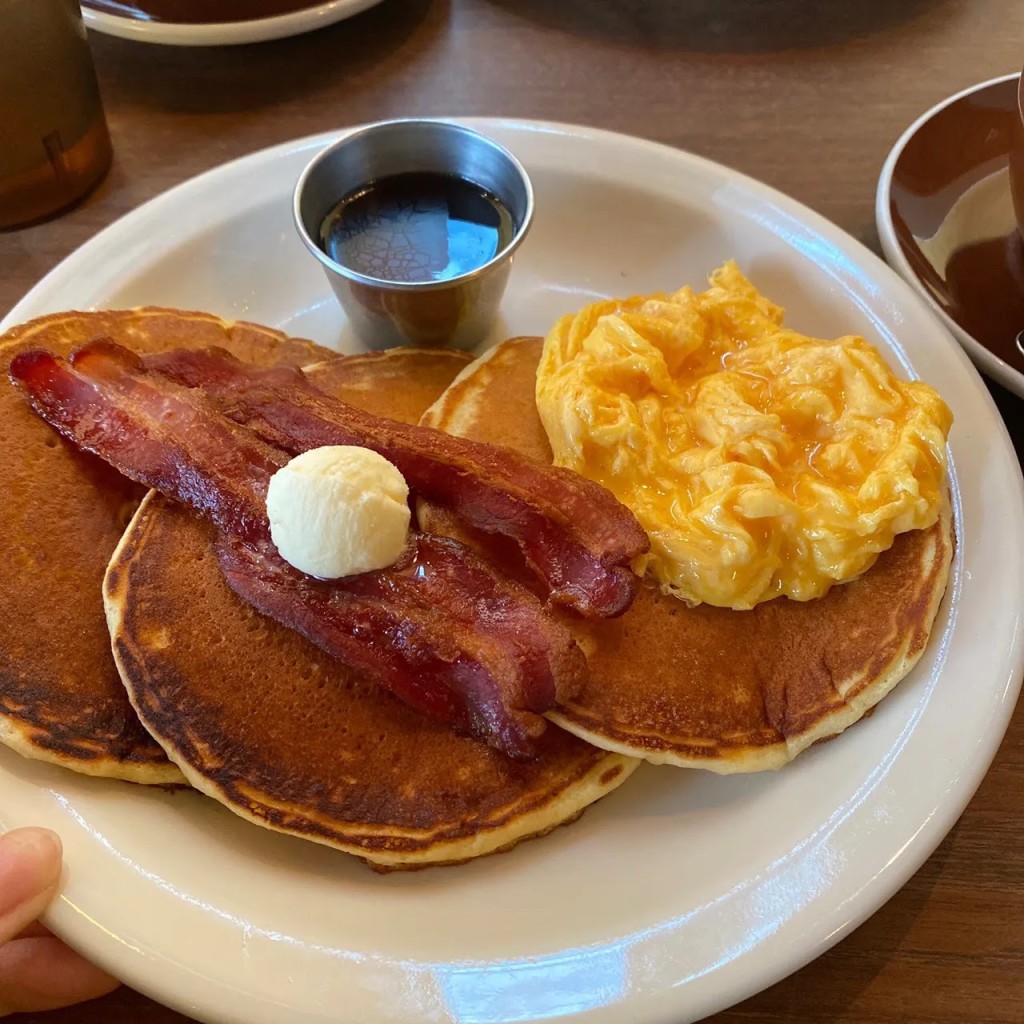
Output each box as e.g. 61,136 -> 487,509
0,306 -> 325,356
419,338 -> 531,438
87,497 -> 191,786
0,713 -> 185,785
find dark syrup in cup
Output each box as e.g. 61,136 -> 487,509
319,172 -> 515,284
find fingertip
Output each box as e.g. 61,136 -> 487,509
0,829 -> 64,939
0,828 -> 62,876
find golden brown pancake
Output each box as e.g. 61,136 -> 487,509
0,308 -> 332,784
105,349 -> 638,869
420,337 -> 955,773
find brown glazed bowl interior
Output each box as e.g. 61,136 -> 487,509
885,73 -> 1024,386
1011,72 -> 1024,240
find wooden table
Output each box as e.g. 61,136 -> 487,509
4,1 -> 1024,1021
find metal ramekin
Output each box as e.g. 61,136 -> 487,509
294,119 -> 534,351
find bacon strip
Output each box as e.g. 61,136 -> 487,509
11,344 -> 282,545
218,534 -> 582,759
143,346 -> 649,618
10,344 -> 587,758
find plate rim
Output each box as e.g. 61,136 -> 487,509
5,117 -> 1024,1024
875,71 -> 1024,399
81,0 -> 383,46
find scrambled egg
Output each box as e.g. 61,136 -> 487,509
536,262 -> 953,610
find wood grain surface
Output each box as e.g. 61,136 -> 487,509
3,1 -> 1024,1022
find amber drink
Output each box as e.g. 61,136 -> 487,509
0,0 -> 112,229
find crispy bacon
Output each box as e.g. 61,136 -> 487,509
11,344 -> 282,545
143,346 -> 649,618
10,344 -> 587,758
218,534 -> 584,759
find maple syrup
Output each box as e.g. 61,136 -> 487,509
319,172 -> 515,284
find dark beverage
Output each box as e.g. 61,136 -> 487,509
319,172 -> 515,284
943,230 -> 1024,371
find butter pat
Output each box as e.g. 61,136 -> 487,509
266,446 -> 410,579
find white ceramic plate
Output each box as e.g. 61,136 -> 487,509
876,73 -> 1024,398
82,0 -> 383,46
3,120 -> 1023,1024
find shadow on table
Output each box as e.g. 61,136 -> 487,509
90,0 -> 439,115
484,0 -> 952,54
988,378 -> 1024,457
7,984 -> 196,1024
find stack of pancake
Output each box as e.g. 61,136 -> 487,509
0,310 -> 953,870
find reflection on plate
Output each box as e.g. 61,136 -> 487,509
82,0 -> 384,45
85,0 -> 329,23
3,120 -> 1023,1024
877,73 -> 1024,399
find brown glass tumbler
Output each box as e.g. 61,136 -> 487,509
0,0 -> 113,229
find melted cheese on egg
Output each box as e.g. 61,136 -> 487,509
536,262 -> 953,610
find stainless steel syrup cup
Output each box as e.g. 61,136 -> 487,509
293,119 -> 534,351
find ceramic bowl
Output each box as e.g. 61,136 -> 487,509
877,73 -> 1024,397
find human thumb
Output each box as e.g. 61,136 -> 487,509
0,829 -> 62,944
